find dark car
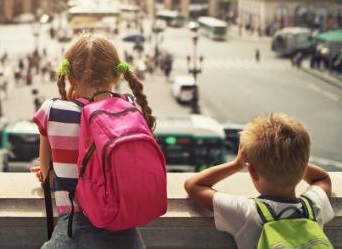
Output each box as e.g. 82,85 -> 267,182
221,123 -> 245,155
1,120 -> 39,171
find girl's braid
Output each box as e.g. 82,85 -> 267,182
124,70 -> 156,131
57,75 -> 67,100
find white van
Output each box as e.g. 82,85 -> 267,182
171,75 -> 196,104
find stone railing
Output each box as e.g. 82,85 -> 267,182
0,172 -> 341,249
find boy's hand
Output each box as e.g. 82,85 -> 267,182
30,166 -> 44,183
234,146 -> 247,171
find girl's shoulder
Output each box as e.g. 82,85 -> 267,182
44,98 -> 82,112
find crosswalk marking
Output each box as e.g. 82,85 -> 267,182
173,58 -> 292,71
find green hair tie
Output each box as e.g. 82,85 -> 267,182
56,59 -> 71,77
115,61 -> 129,75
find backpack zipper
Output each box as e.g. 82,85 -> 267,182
271,238 -> 331,249
79,142 -> 96,177
89,107 -> 138,122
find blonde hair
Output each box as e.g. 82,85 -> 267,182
57,33 -> 156,130
240,113 -> 311,187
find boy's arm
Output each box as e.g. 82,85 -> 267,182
303,163 -> 332,197
184,157 -> 244,212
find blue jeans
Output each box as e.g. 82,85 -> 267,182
41,212 -> 146,249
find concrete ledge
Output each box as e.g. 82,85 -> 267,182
0,173 -> 341,249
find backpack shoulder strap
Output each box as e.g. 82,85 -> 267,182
122,93 -> 135,104
256,200 -> 276,224
43,162 -> 54,240
299,196 -> 316,221
73,98 -> 91,107
74,92 -> 133,107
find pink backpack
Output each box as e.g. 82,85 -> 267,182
73,93 -> 167,233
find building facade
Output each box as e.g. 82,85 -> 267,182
3,0 -> 340,35
238,0 -> 340,36
0,0 -> 40,23
141,0 -> 224,18
0,0 -> 66,23
139,0 -> 342,35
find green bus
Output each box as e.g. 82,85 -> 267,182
197,16 -> 227,40
156,10 -> 186,27
154,114 -> 226,172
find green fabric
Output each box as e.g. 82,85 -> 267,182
300,197 -> 314,220
257,201 -> 274,222
256,199 -> 333,249
56,59 -> 71,77
114,61 -> 130,75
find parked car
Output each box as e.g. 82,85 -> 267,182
221,123 -> 245,155
0,117 -> 8,172
171,75 -> 196,104
0,120 -> 39,171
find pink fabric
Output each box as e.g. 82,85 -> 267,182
75,97 -> 167,231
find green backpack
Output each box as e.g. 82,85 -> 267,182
256,197 -> 333,249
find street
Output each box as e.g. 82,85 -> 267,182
160,25 -> 342,167
0,18 -> 342,169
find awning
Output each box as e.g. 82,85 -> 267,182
316,30 -> 342,43
189,4 -> 208,11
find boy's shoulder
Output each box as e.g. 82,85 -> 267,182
301,185 -> 335,224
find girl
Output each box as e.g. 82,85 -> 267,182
31,33 -> 155,249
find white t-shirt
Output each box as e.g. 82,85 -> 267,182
213,185 -> 335,249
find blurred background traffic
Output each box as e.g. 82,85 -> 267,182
0,0 -> 342,173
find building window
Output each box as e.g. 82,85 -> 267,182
294,5 -> 313,27
13,0 -> 23,17
171,0 -> 181,11
337,9 -> 342,27
0,1 -> 4,22
314,6 -> 328,30
276,5 -> 288,29
189,0 -> 208,19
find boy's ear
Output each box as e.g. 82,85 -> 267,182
247,163 -> 259,181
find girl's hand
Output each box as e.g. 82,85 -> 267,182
30,166 -> 44,183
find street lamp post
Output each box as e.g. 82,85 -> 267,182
152,20 -> 165,67
32,22 -> 40,50
187,21 -> 203,114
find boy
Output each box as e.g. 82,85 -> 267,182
184,112 -> 334,249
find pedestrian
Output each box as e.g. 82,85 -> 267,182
1,52 -> 8,65
295,52 -> 303,69
26,69 -> 32,86
1,80 -> 8,100
163,54 -> 173,81
49,26 -> 55,39
255,48 -> 260,62
30,33 -> 157,249
32,89 -> 43,112
18,58 -> 25,71
184,112 -> 334,249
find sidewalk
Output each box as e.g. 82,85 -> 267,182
228,24 -> 272,43
301,60 -> 342,89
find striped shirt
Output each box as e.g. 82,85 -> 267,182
32,98 -> 82,216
